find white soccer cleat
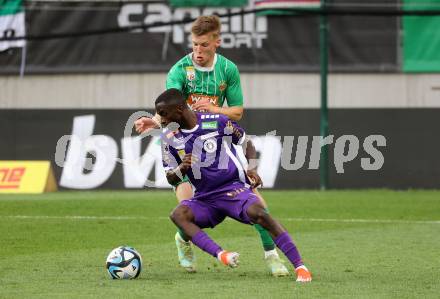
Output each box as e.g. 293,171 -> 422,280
265,253 -> 290,277
217,250 -> 240,268
175,232 -> 196,273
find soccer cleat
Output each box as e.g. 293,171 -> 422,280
295,265 -> 312,282
217,250 -> 240,268
265,254 -> 290,277
175,232 -> 196,273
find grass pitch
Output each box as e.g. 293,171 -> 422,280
0,190 -> 439,298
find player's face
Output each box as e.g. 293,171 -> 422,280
191,32 -> 220,67
156,103 -> 182,127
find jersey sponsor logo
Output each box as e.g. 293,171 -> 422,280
203,138 -> 217,153
187,94 -> 219,107
201,121 -> 218,130
185,66 -> 195,81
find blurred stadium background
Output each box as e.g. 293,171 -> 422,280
1,0 -> 439,191
1,0 -> 440,298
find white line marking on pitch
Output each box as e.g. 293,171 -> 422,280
1,215 -> 439,225
281,218 -> 440,225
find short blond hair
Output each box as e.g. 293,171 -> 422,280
191,15 -> 221,38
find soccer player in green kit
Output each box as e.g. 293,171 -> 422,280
135,15 -> 290,277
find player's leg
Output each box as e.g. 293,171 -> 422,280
252,188 -> 289,277
175,180 -> 193,241
236,144 -> 287,275
173,179 -> 196,272
170,201 -> 239,268
246,201 -> 312,282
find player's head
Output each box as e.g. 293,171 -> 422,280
191,15 -> 221,67
155,88 -> 188,127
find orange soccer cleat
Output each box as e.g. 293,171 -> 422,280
295,265 -> 312,282
217,250 -> 240,268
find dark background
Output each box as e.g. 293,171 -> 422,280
0,0 -> 399,74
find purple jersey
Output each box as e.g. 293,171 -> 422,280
161,112 -> 250,197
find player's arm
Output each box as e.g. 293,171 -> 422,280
192,62 -> 244,121
221,62 -> 244,121
162,140 -> 185,186
191,100 -> 243,121
134,115 -> 161,134
242,136 -> 262,188
227,119 -> 262,188
166,154 -> 196,186
135,65 -> 185,134
211,105 -> 243,121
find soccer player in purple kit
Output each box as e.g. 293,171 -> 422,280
157,88 -> 312,282
135,15 -> 289,276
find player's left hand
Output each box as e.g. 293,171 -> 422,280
247,169 -> 262,188
192,98 -> 215,112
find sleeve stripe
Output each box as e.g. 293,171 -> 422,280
237,132 -> 246,145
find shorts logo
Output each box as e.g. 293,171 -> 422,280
201,121 -> 218,130
186,66 -> 195,81
203,138 -> 217,153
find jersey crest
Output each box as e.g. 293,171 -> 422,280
185,66 -> 195,81
219,81 -> 227,91
203,138 -> 217,153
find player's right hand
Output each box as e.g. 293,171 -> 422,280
180,154 -> 198,172
134,117 -> 160,134
247,169 -> 262,189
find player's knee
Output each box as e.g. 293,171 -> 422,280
170,205 -> 191,225
251,208 -> 271,226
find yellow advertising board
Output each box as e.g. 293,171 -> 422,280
0,161 -> 57,194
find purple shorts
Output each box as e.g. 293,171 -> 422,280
179,188 -> 259,229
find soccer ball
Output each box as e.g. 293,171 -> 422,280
106,246 -> 142,279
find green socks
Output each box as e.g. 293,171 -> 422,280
254,223 -> 276,251
177,211 -> 276,251
177,228 -> 190,242
254,208 -> 276,251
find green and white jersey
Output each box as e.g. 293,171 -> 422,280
166,53 -> 243,109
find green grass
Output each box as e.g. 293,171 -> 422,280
0,190 -> 439,298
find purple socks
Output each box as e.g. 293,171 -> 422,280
274,232 -> 304,269
191,230 -> 222,258
191,229 -> 303,268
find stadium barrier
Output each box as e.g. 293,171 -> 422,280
1,109 -> 439,190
